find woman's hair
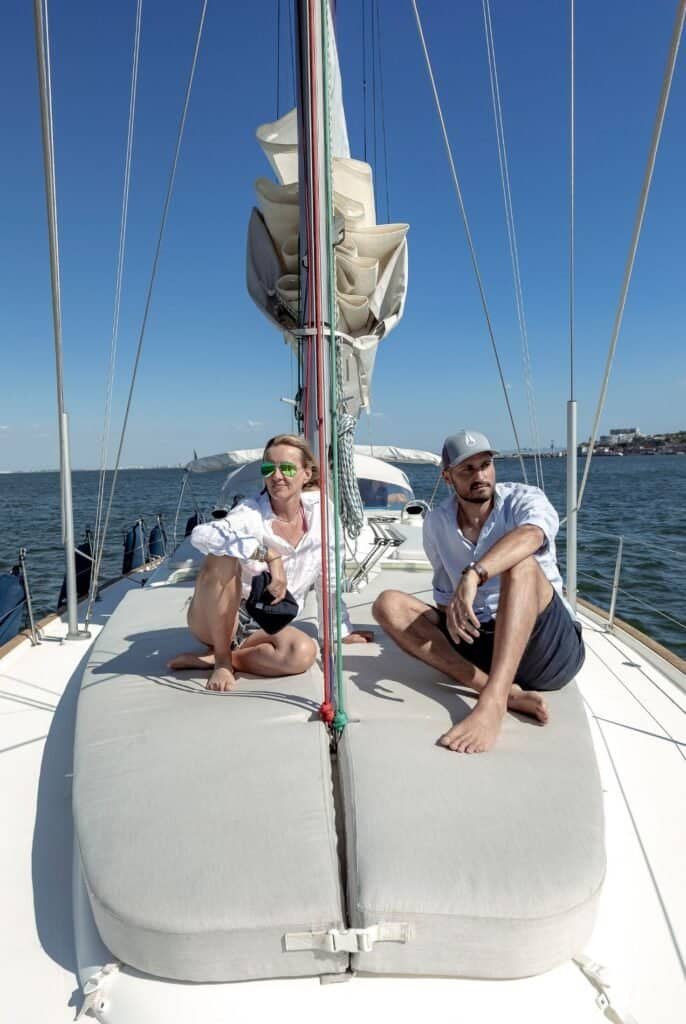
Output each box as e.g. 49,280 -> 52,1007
262,434 -> 320,490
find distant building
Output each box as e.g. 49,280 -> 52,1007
601,427 -> 643,445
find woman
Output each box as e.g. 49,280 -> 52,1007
168,434 -> 371,691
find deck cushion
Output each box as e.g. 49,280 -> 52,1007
73,585 -> 347,982
338,579 -> 605,978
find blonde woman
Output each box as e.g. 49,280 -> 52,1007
169,434 -> 371,690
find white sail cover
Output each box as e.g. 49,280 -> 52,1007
247,16 -> 408,420
184,446 -> 437,474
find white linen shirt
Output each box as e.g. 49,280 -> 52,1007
190,490 -> 351,638
423,481 -> 574,622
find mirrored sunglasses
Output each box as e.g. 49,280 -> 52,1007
260,461 -> 298,478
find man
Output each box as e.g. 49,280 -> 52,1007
372,429 -> 585,754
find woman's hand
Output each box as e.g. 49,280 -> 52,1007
342,630 -> 374,644
265,554 -> 288,602
447,574 -> 481,645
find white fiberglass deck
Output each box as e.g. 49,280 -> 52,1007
0,566 -> 684,1023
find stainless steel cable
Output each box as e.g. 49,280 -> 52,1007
93,0 -> 209,598
410,0 -> 528,482
577,0 -> 686,510
482,0 -> 544,489
89,0 -> 143,623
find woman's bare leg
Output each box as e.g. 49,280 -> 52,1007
168,555 -> 241,691
231,626 -> 317,677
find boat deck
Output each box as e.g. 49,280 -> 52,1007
1,566 -> 684,1022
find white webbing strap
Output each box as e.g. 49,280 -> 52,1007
76,963 -> 121,1021
573,955 -> 640,1023
285,922 -> 412,954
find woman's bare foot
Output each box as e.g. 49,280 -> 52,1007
439,696 -> 506,754
207,660 -> 237,692
168,650 -> 237,691
167,650 -> 214,671
507,684 -> 549,723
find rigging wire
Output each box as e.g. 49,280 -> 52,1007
361,0 -> 368,161
287,0 -> 296,108
482,0 -> 545,490
89,0 -> 143,619
87,0 -> 209,620
370,0 -> 378,175
276,0 -> 282,119
410,0 -> 528,482
375,0 -> 392,222
577,0 -> 686,510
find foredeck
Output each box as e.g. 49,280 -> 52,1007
0,565 -> 684,1022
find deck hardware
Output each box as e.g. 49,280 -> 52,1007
285,923 -> 412,954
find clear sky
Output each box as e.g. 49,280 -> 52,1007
0,1 -> 684,471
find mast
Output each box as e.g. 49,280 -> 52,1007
566,0 -> 577,612
295,0 -> 336,715
33,0 -> 87,640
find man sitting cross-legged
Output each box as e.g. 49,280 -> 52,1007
372,429 -> 585,754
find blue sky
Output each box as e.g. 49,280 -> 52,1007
0,0 -> 684,471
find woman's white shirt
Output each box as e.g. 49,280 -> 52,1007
190,490 -> 351,638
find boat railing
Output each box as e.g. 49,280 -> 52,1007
571,526 -> 685,643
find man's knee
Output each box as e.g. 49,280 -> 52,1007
372,589 -> 411,630
504,555 -> 538,582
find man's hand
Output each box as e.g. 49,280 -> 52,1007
447,572 -> 481,645
265,555 -> 288,602
342,630 -> 374,644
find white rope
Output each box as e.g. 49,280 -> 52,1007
337,405 -> 365,538
86,0 -> 208,614
89,0 -> 143,619
410,0 -> 528,484
482,0 -> 545,491
577,0 -> 686,510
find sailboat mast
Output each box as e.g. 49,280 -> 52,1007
295,0 -> 336,712
33,0 -> 86,641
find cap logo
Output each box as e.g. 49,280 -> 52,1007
464,432 -> 477,447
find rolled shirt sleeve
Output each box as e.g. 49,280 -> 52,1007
190,505 -> 263,561
509,486 -> 559,553
423,512 -> 455,607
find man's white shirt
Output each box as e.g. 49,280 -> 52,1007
423,482 -> 574,622
190,489 -> 351,638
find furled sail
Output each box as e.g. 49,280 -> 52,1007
246,25 -> 408,420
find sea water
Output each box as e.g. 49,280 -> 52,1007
0,455 -> 684,659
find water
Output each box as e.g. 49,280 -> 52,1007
0,455 -> 684,659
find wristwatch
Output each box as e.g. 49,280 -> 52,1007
252,544 -> 269,562
462,561 -> 488,586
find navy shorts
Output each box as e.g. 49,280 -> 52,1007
437,590 -> 585,692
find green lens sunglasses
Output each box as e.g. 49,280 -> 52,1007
260,461 -> 298,478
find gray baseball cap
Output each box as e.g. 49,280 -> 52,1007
441,430 -> 498,469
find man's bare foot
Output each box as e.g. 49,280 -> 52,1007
507,684 -> 549,724
207,660 -> 237,692
439,697 -> 506,754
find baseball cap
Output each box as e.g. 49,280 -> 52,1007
441,430 -> 498,470
245,570 -> 299,635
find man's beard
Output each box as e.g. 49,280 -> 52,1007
461,485 -> 493,504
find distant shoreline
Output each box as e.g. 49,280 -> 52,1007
2,450 -> 685,474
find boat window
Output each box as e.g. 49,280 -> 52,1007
357,478 -> 413,510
